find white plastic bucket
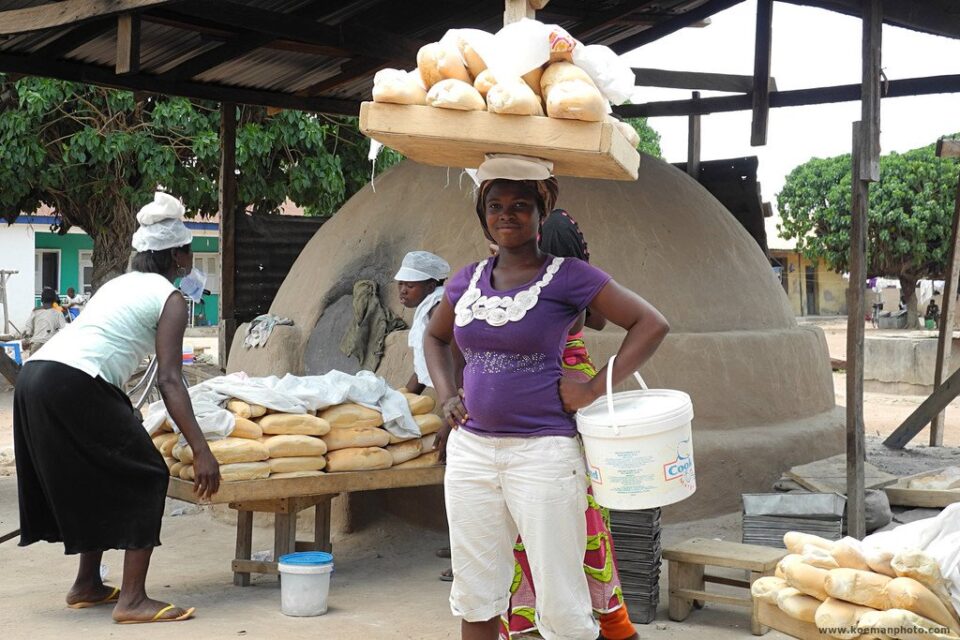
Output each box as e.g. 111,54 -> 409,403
576,355 -> 696,510
278,552 -> 334,616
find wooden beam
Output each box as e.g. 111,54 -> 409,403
0,52 -> 360,115
931,169 -> 960,446
751,0 -> 773,146
0,349 -> 19,387
115,13 -> 140,75
219,103 -> 237,371
610,0 -> 747,53
504,0 -> 535,24
31,18 -> 116,59
568,0 -> 653,41
937,138 -> 960,159
884,364 -> 960,449
633,68 -> 778,93
860,0 -> 882,182
777,0 -> 960,43
614,74 -> 960,118
0,0 -> 177,36
847,121 -> 867,539
687,91 -> 701,180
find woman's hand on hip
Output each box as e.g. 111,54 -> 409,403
559,377 -> 601,413
192,449 -> 221,500
435,390 -> 467,463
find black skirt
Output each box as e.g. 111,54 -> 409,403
14,361 -> 169,554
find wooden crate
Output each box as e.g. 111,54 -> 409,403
884,468 -> 960,508
755,601 -> 831,640
359,102 -> 640,181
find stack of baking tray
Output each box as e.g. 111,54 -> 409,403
742,493 -> 846,548
609,508 -> 662,624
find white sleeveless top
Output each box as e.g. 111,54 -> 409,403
32,272 -> 178,389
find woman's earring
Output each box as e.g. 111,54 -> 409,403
177,264 -> 188,277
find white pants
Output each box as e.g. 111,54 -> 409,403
444,428 -> 598,640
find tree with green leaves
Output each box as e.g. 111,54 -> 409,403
0,74 -> 399,290
777,139 -> 959,326
625,117 -> 662,158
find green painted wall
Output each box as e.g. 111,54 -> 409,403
34,232 -> 220,324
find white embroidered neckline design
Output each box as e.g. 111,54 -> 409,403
454,257 -> 564,327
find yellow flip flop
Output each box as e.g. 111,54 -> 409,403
116,604 -> 196,624
67,586 -> 120,609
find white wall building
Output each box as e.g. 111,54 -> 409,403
0,220 -> 38,333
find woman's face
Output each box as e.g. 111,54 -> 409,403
483,182 -> 541,249
397,280 -> 434,308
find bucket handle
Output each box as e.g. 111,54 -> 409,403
605,355 -> 648,434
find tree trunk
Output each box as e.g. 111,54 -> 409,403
89,200 -> 138,292
899,275 -> 919,329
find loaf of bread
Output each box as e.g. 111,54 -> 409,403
152,432 -> 178,458
777,587 -> 821,623
858,608 -> 960,640
523,66 -> 544,97
473,69 -> 497,97
784,560 -> 831,601
417,42 -> 471,89
270,470 -> 325,479
227,399 -> 267,419
259,413 -> 331,436
416,413 -> 443,436
864,547 -> 897,577
322,425 -> 391,451
907,467 -> 960,490
386,438 -> 423,465
395,450 -> 441,468
179,464 -> 193,481
884,577 -> 960,634
814,597 -> 879,640
777,554 -> 804,580
487,79 -> 544,116
372,68 -> 428,106
163,456 -> 177,472
751,576 -> 789,605
426,79 -> 486,111
830,538 -> 873,572
890,550 -> 958,623
219,461 -> 271,482
785,532 -> 836,555
262,434 -> 327,458
613,119 -> 640,148
231,416 -> 264,440
540,62 -> 595,100
319,403 -> 383,429
157,419 -> 174,433
267,456 -> 326,474
404,392 -> 435,416
803,544 -> 841,570
545,80 -> 606,122
456,37 -> 486,79
170,461 -> 184,477
824,568 -> 892,610
325,447 -> 393,472
173,437 -> 270,465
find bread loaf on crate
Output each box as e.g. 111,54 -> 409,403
325,447 -> 393,472
751,576 -> 789,605
262,434 -> 327,458
784,559 -> 831,601
776,587 -> 821,623
231,416 -> 263,440
259,413 -> 331,436
395,450 -> 441,469
426,79 -> 486,111
173,437 -> 269,465
227,399 -> 267,419
824,568 -> 892,610
386,439 -> 423,465
814,597 -> 878,640
322,425 -> 391,451
319,403 -> 383,429
487,79 -> 544,116
267,456 -> 327,474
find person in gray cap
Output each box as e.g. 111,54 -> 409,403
395,250 -> 451,394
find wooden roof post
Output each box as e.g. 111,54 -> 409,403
932,137 -> 960,446
504,0 -> 535,24
687,91 -> 701,179
219,102 -> 237,371
750,0 -> 773,146
847,121 -> 867,540
115,13 -> 140,75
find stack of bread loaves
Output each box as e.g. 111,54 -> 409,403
153,392 -> 444,481
370,27 -> 631,129
750,532 -> 960,639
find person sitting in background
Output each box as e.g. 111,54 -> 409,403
64,287 -> 85,321
23,288 -> 66,354
926,299 -> 941,326
395,251 -> 451,395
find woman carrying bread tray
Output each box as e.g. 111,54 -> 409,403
424,155 -> 670,640
13,192 -> 220,625
498,208 -> 638,640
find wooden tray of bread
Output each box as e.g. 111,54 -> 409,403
359,102 -> 640,181
883,467 -> 960,508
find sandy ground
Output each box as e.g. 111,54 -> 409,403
1,320 -> 958,639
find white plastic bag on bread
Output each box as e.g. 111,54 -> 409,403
459,20 -> 550,84
571,44 -> 635,105
372,68 -> 427,105
426,79 -> 486,111
487,79 -> 544,116
446,28 -> 490,79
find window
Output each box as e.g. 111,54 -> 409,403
34,250 -> 60,295
193,253 -> 220,294
78,251 -> 93,295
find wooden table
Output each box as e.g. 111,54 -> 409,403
167,466 -> 445,585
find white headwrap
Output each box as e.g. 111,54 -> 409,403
394,251 -> 450,282
476,154 -> 554,182
131,192 -> 192,252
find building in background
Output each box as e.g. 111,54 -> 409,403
766,216 -> 847,317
